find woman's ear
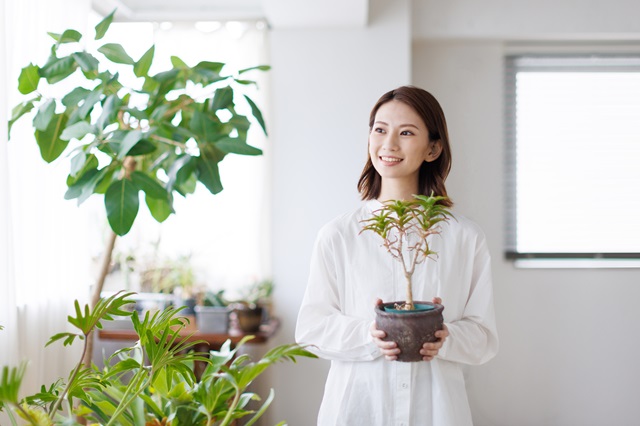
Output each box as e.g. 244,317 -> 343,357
425,140 -> 443,162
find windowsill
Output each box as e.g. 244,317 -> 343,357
512,258 -> 640,269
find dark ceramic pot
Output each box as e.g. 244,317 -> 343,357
234,305 -> 264,332
375,301 -> 444,362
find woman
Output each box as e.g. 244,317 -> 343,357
295,86 -> 498,426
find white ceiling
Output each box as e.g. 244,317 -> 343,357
92,0 -> 369,28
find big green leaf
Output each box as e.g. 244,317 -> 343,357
98,43 -> 135,65
238,65 -> 271,74
8,99 -> 36,137
35,113 -> 69,163
105,178 -> 140,236
145,195 -> 172,223
95,9 -> 115,40
190,110 -> 222,143
133,45 -> 154,78
62,87 -> 90,107
210,86 -> 233,111
40,55 -> 77,84
78,89 -> 102,119
197,151 -> 224,195
17,63 -> 40,94
72,52 -> 99,73
117,130 -> 143,159
60,121 -> 94,141
214,137 -> 262,156
96,95 -> 118,131
33,99 -> 56,131
130,171 -> 167,199
48,29 -> 82,44
244,94 -> 267,135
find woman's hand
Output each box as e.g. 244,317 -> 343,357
371,299 -> 400,361
420,296 -> 449,361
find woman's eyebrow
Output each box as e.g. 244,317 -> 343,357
374,120 -> 420,129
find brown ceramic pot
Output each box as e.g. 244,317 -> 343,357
234,305 -> 264,332
374,301 -> 444,362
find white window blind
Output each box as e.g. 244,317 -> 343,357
505,55 -> 640,260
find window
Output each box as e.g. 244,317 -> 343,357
505,55 -> 640,265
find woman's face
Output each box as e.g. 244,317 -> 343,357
368,100 -> 439,191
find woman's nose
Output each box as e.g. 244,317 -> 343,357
382,134 -> 399,150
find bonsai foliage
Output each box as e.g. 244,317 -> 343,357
0,292 -> 316,426
8,9 -> 269,236
360,194 -> 453,310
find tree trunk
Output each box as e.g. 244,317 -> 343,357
82,230 -> 118,368
404,272 -> 414,310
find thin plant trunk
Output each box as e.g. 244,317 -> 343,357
82,229 -> 118,368
404,272 -> 414,310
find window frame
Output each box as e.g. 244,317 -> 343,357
504,52 -> 640,265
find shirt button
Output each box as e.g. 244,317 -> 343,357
401,383 -> 408,389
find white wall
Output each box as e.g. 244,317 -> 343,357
413,40 -> 640,426
266,0 -> 411,423
267,0 -> 640,425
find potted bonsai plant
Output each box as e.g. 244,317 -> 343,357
360,194 -> 453,362
8,10 -> 269,366
0,292 -> 316,425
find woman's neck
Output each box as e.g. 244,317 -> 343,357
378,179 -> 419,201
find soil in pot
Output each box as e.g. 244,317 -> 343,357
374,301 -> 444,362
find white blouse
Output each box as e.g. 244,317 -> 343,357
295,200 -> 499,426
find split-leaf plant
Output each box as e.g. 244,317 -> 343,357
360,194 -> 453,310
8,9 -> 270,365
0,291 -> 316,426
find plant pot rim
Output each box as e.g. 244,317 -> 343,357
375,301 -> 444,317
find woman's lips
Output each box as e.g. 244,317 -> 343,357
379,156 -> 403,165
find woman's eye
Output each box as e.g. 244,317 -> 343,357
400,130 -> 414,136
374,127 -> 385,133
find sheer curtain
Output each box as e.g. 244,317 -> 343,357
2,0 -> 92,400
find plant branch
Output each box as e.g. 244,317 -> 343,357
149,134 -> 188,149
48,340 -> 89,417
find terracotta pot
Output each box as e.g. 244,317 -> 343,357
374,301 -> 444,362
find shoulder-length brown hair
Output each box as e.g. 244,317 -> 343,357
357,86 -> 453,207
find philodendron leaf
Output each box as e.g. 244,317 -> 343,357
18,63 -> 40,94
95,9 -> 115,40
35,113 -> 69,163
47,29 -> 82,44
98,43 -> 135,65
134,45 -> 154,78
33,99 -> 56,131
210,86 -> 234,111
105,178 -> 140,236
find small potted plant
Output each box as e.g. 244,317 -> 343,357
195,289 -> 231,334
232,279 -> 274,333
360,193 -> 453,362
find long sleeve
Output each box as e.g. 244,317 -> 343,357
438,230 -> 499,365
295,225 -> 381,362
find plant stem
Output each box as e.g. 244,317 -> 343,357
149,134 -> 188,149
49,340 -> 89,417
404,272 -> 414,310
82,229 -> 118,368
14,402 -> 38,425
220,388 -> 242,426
